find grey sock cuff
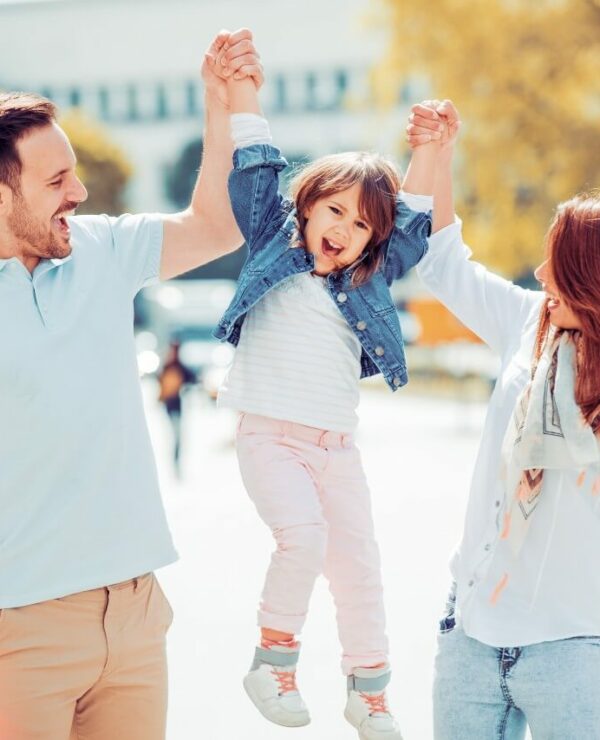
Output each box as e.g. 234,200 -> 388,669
251,646 -> 299,671
347,670 -> 391,694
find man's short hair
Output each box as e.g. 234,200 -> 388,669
0,92 -> 57,193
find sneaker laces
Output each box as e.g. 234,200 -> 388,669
271,667 -> 298,695
360,690 -> 389,715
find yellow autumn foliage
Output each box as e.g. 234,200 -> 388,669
374,0 -> 600,277
60,110 -> 133,216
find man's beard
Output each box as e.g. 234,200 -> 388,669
8,193 -> 72,260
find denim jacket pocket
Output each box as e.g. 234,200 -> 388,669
355,273 -> 396,317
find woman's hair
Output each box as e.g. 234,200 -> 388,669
289,151 -> 401,287
0,92 -> 57,194
534,192 -> 600,424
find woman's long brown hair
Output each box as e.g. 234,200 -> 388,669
534,193 -> 600,424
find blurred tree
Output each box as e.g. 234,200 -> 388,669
165,137 -> 203,211
375,0 -> 600,276
60,110 -> 132,215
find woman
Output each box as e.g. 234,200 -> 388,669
408,101 -> 600,738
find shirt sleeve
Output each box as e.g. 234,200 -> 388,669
382,195 -> 432,283
230,113 -> 272,148
416,217 -> 544,355
228,144 -> 288,250
106,213 -> 164,296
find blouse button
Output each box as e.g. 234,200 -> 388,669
375,346 -> 385,357
356,320 -> 367,331
337,292 -> 348,303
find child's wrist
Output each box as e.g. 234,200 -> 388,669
436,146 -> 455,169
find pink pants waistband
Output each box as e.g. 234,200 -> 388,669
237,413 -> 354,450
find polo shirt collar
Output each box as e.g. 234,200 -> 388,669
0,254 -> 72,275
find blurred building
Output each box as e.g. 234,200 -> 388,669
0,0 -> 415,217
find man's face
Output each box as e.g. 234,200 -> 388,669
6,123 -> 87,262
303,183 -> 373,276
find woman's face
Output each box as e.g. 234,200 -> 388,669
534,259 -> 583,331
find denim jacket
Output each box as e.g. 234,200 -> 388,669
214,144 -> 432,390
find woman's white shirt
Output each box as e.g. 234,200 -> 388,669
418,220 -> 600,647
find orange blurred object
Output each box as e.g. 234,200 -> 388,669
408,297 -> 482,345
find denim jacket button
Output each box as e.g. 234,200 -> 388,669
375,346 -> 385,356
392,376 -> 401,387
356,320 -> 367,331
337,292 -> 348,303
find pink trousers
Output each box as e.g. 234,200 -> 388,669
236,413 -> 389,675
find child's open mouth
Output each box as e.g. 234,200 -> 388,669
321,238 -> 343,259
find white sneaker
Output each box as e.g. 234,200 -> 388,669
344,665 -> 403,740
243,644 -> 311,727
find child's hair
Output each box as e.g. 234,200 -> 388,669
289,151 -> 401,287
534,192 -> 600,424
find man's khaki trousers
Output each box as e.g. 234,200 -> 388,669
0,573 -> 172,740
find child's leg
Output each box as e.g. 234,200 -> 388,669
236,415 -> 328,637
319,439 -> 389,675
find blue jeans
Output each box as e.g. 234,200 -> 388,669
434,626 -> 600,739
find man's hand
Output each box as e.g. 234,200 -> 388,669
406,99 -> 461,151
201,28 -> 263,107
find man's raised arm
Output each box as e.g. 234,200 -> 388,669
160,28 -> 262,280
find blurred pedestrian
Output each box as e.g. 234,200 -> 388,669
409,101 -> 600,739
158,340 -> 196,476
207,50 -> 448,739
0,29 -> 261,740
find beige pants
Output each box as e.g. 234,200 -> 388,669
0,573 -> 172,740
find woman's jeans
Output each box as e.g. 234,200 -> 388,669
434,625 -> 600,739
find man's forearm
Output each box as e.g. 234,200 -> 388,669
188,90 -> 238,241
160,90 -> 242,279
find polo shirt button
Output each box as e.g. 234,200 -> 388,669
495,500 -> 501,508
393,377 -> 401,387
356,320 -> 367,331
337,292 -> 347,303
375,346 -> 385,356
468,579 -> 475,587
484,544 -> 491,551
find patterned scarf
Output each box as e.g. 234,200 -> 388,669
500,330 -> 600,554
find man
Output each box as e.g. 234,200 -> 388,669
0,29 -> 260,740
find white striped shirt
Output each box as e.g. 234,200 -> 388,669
218,271 -> 362,432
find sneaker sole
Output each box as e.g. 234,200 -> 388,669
243,676 -> 311,728
344,708 -> 404,740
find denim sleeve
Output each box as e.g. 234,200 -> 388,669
228,144 -> 289,250
382,197 -> 432,284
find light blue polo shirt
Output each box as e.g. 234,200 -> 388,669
0,213 -> 178,608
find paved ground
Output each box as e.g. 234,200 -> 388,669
143,380 -> 489,740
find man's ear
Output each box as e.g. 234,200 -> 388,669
0,184 -> 14,217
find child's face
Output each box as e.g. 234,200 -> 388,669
302,183 -> 374,276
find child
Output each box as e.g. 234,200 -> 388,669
208,47 -> 443,740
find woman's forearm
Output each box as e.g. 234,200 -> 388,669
432,153 -> 455,234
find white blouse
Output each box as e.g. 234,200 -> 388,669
418,220 -> 600,647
